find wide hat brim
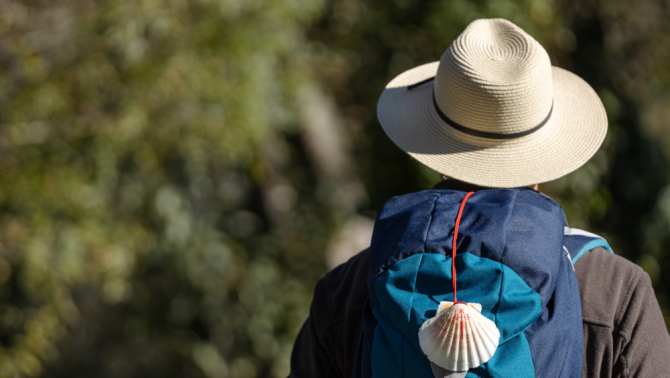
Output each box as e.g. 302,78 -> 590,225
377,62 -> 608,188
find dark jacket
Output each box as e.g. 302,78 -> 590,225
289,183 -> 670,378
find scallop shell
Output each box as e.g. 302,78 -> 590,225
418,301 -> 500,371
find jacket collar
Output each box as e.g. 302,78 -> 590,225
431,180 -> 492,192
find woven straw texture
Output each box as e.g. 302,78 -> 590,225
377,19 -> 607,188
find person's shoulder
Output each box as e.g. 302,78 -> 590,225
324,248 -> 370,289
311,249 -> 370,334
323,248 -> 370,313
574,247 -> 651,328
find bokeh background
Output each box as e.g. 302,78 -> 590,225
0,0 -> 669,377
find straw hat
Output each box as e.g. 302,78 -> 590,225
377,18 -> 607,188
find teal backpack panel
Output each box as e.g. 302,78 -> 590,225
371,252 -> 541,377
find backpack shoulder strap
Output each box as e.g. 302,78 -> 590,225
563,227 -> 613,264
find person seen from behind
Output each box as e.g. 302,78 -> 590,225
289,18 -> 670,378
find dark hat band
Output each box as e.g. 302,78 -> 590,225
408,77 -> 553,140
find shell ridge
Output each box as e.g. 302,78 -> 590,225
457,310 -> 465,370
484,317 -> 500,348
443,307 -> 457,370
426,316 -> 441,354
446,309 -> 459,370
459,313 -> 469,370
473,316 -> 490,367
468,319 -> 479,369
468,312 -> 482,370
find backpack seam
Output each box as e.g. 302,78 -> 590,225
498,190 -> 520,265
494,262 -> 505,326
422,193 -> 442,254
407,253 -> 426,332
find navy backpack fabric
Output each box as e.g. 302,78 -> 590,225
353,189 -> 611,378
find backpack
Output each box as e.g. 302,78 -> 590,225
353,189 -> 612,378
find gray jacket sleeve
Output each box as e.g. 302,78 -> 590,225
575,247 -> 670,377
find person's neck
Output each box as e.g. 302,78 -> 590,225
432,179 -> 538,192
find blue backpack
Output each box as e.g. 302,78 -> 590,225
353,189 -> 612,378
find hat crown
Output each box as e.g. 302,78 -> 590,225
434,19 -> 554,135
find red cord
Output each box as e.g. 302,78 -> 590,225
452,191 -> 474,304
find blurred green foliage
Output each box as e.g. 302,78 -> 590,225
0,1 -> 326,377
0,0 -> 667,377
